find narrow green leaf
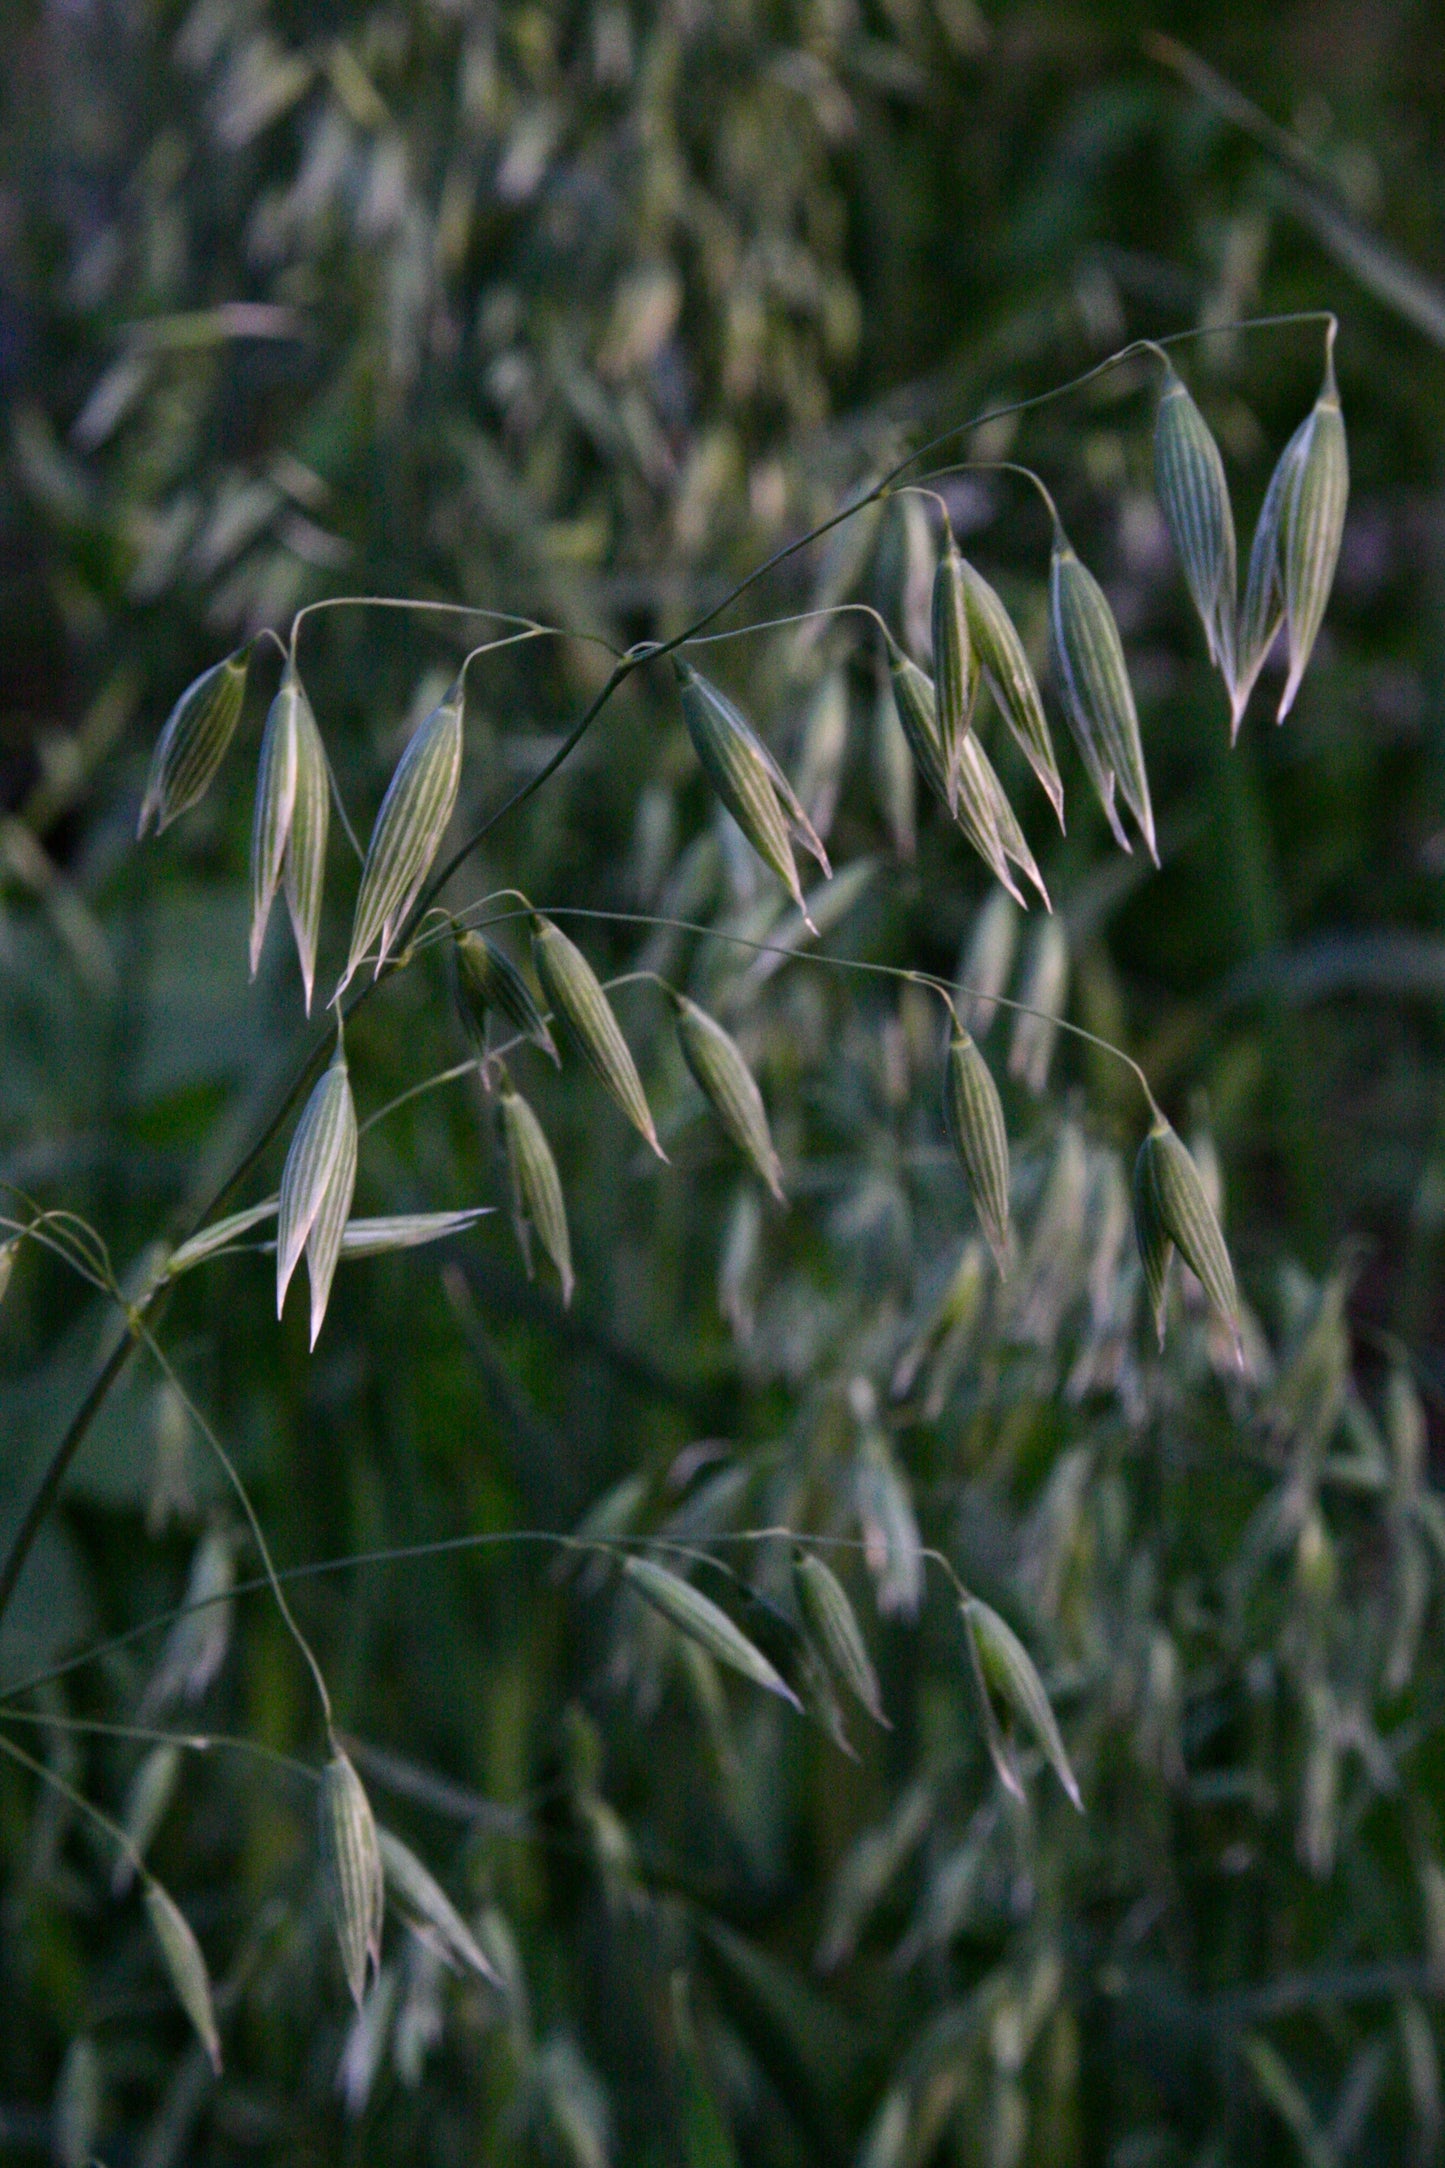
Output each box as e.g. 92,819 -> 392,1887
960,1596 -> 1082,1810
530,915 -> 665,1158
319,1751 -> 384,2008
455,927 -> 558,1063
671,992 -> 784,1201
378,1826 -> 499,1981
144,1880 -> 222,2071
341,677 -> 464,992
138,650 -> 249,838
500,1078 -> 574,1304
794,1551 -> 888,1727
622,1555 -> 802,1710
960,557 -> 1065,825
943,1025 -> 1011,1273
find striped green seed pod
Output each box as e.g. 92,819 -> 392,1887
1233,413 -> 1310,740
1154,360 -> 1238,678
319,1751 -> 385,2009
250,659 -> 302,979
500,1079 -> 574,1305
931,536 -> 976,812
144,1880 -> 222,2072
341,676 -> 464,993
959,557 -> 1064,826
675,663 -> 820,926
456,928 -> 558,1064
794,1550 -> 888,1728
283,683 -> 330,1014
276,1042 -> 358,1346
960,1596 -> 1082,1810
1279,334 -> 1349,723
965,734 -> 1050,910
622,1555 -> 801,1709
138,649 -> 249,838
943,1024 -> 1011,1273
1133,1118 -> 1241,1354
530,915 -> 665,1159
671,991 -> 784,1202
890,653 -> 1023,902
1049,528 -> 1157,864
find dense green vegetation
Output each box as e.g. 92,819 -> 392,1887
2,2 -> 1445,2161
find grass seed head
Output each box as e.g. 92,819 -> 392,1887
455,928 -> 559,1064
1154,361 -> 1238,680
319,1751 -> 385,2009
276,1043 -> 358,1345
144,1881 -> 222,2072
282,683 -> 330,1013
1135,1119 -> 1241,1358
530,915 -> 665,1158
250,660 -> 302,979
622,1555 -> 802,1709
500,1078 -> 574,1305
1049,528 -> 1157,864
671,991 -> 785,1201
138,649 -> 249,839
930,535 -> 976,813
957,889 -> 1020,1036
1007,917 -> 1070,1095
943,1024 -> 1012,1273
794,1550 -> 889,1728
959,556 -> 1065,826
960,1596 -> 1082,1810
340,676 -> 464,994
675,662 -> 819,926
1279,336 -> 1349,722
1234,412 -> 1311,740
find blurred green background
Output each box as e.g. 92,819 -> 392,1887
3,1 -> 1445,2161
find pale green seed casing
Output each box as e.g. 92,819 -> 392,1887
889,653 -> 1024,903
956,889 -> 1019,1037
144,1881 -> 222,2071
943,1024 -> 1012,1272
622,1554 -> 802,1709
960,1596 -> 1082,1810
138,649 -> 249,838
1154,360 -> 1238,679
276,1043 -> 358,1345
249,660 -> 302,978
1233,412 -> 1311,740
959,556 -> 1065,826
670,991 -> 784,1201
1133,1119 -> 1241,1355
794,1550 -> 888,1727
455,928 -> 559,1064
674,662 -> 817,924
283,683 -> 330,1013
341,676 -> 464,993
1279,334 -> 1349,722
1049,530 -> 1157,863
500,1078 -> 574,1304
319,1751 -> 384,2009
530,915 -> 665,1158
930,536 -> 976,812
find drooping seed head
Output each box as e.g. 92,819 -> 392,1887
794,1550 -> 888,1728
855,1428 -> 923,1620
959,556 -> 1065,826
675,663 -> 827,925
960,1596 -> 1082,1810
276,1042 -> 358,1345
1279,335 -> 1349,723
671,991 -> 784,1201
319,1751 -> 385,2009
1133,1119 -> 1241,1357
1233,412 -> 1311,740
340,676 -> 465,994
378,1827 -> 498,1981
144,1881 -> 222,2071
943,1024 -> 1011,1273
1049,529 -> 1157,864
530,915 -> 665,1158
962,733 -> 1050,910
622,1555 -> 801,1709
1154,360 -> 1238,680
138,649 -> 249,839
282,683 -> 330,1013
455,928 -> 558,1064
249,660 -> 303,979
930,536 -> 976,813
889,653 -> 1024,902
500,1078 -> 574,1305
